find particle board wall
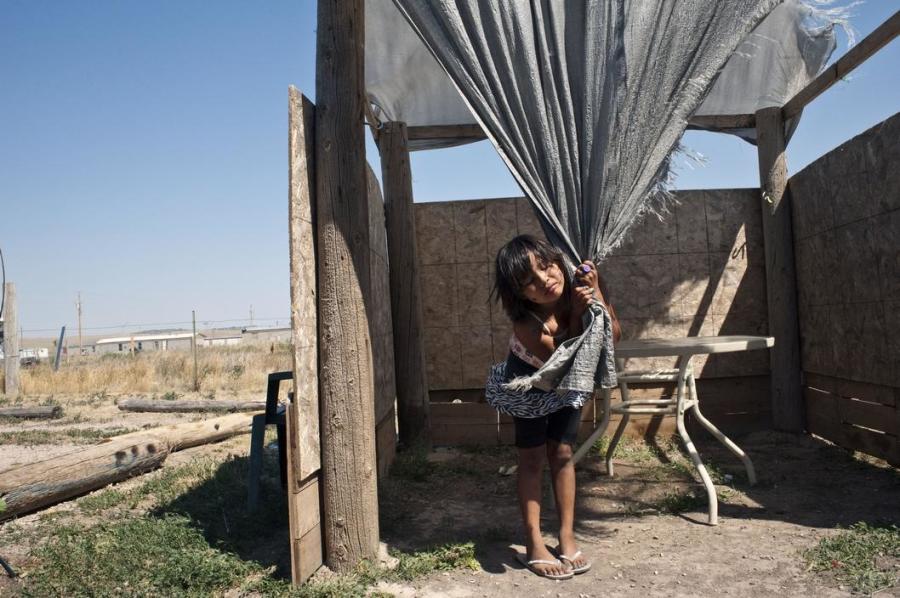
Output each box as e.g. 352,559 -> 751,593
414,189 -> 773,442
366,164 -> 398,476
789,112 -> 900,465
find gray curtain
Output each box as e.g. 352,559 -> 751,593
391,0 -> 782,262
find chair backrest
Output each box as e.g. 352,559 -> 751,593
265,370 -> 293,424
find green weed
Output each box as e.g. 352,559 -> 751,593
804,522 -> 900,595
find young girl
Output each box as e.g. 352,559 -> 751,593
487,234 -> 620,580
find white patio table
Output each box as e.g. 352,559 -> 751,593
572,335 -> 775,525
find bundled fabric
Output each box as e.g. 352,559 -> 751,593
370,0 -> 849,394
387,0 -> 783,261
366,0 -> 840,151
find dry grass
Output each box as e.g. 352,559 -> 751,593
0,344 -> 292,395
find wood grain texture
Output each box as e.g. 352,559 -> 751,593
756,107 -> 804,432
0,405 -> 62,419
3,283 -> 19,398
288,87 -> 321,481
0,413 -> 253,520
314,0 -> 380,573
379,122 -> 431,448
406,113 -> 757,142
116,398 -> 265,413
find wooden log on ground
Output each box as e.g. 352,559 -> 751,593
114,411 -> 256,451
0,405 -> 63,419
116,398 -> 266,413
0,412 -> 256,520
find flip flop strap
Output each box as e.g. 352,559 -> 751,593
559,551 -> 582,561
528,559 -> 561,566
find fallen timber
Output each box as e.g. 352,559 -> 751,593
0,406 -> 63,419
0,412 -> 256,521
116,397 -> 266,413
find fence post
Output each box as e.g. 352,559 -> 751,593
756,106 -> 804,432
315,0 -> 380,573
3,283 -> 19,398
378,121 -> 432,448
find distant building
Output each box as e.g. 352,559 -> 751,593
241,327 -> 291,345
95,332 -> 203,354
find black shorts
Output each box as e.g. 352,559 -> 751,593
513,406 -> 582,449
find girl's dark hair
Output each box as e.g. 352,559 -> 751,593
491,235 -> 570,322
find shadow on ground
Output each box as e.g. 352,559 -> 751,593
151,450 -> 294,580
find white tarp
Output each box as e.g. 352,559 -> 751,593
365,0 -> 838,149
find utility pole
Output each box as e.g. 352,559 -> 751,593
249,304 -> 254,328
76,292 -> 83,358
192,310 -> 199,392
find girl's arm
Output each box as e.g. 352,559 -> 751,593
576,262 -> 622,345
512,319 -> 558,363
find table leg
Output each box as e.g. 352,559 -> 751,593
605,376 -> 632,477
674,356 -> 718,525
688,374 -> 757,485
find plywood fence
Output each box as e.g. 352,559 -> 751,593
790,113 -> 900,465
415,189 -> 773,443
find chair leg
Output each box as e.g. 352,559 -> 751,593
674,363 -> 717,525
247,413 -> 266,512
276,420 -> 287,490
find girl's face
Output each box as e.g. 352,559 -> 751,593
519,252 -> 565,306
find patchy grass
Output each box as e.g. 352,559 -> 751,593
22,515 -> 258,597
389,447 -> 436,482
0,427 -> 136,445
804,522 -> 900,595
24,450 -> 479,597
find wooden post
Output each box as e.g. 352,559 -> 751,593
315,0 -> 379,573
191,310 -> 199,391
286,85 -> 324,584
3,283 -> 19,399
378,122 -> 431,448
756,107 -> 804,432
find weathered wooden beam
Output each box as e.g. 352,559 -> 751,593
783,10 -> 900,120
0,405 -> 63,419
315,0 -> 380,573
287,85 -> 324,585
687,113 -> 756,131
406,124 -> 485,140
378,122 -> 432,449
3,283 -> 19,399
0,413 -> 254,520
755,107 -> 804,432
116,398 -> 265,413
406,113 -> 758,143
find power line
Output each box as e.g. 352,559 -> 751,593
22,315 -> 291,334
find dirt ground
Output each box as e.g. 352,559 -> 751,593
1,393 -> 898,597
373,430 -> 900,598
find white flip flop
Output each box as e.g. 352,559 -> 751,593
515,553 -> 573,580
558,550 -> 591,575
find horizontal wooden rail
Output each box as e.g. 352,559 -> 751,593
407,113 -> 757,142
783,10 -> 900,120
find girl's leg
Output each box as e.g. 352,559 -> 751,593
517,445 -> 568,577
546,440 -> 585,565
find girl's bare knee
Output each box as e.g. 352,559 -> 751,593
518,446 -> 546,473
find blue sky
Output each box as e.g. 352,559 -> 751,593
1,1 -> 897,337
